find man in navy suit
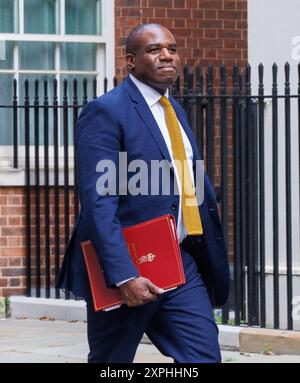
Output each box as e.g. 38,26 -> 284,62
56,23 -> 229,363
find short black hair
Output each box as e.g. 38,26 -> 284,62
125,23 -> 165,54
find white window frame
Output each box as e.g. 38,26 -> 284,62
0,0 -> 115,184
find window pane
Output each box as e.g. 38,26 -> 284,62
65,0 -> 101,35
0,0 -> 17,33
0,41 -> 14,69
24,0 -> 57,34
0,74 -> 13,145
19,75 -> 55,145
20,42 -> 55,70
61,43 -> 96,71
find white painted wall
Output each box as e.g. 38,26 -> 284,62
248,0 -> 300,92
248,0 -> 300,329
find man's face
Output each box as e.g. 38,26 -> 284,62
126,27 -> 181,93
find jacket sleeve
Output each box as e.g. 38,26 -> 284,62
76,98 -> 139,287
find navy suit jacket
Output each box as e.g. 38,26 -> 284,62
56,76 -> 230,307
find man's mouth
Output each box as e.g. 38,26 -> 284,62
157,66 -> 176,72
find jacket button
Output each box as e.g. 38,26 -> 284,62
171,203 -> 178,210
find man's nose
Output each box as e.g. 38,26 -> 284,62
159,47 -> 173,61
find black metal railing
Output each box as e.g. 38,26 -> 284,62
1,62 -> 300,330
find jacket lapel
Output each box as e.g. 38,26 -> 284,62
123,77 -> 173,168
123,77 -> 201,174
135,103 -> 173,166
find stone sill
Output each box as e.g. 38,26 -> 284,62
0,165 -> 74,187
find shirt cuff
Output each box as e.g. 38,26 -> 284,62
115,277 -> 136,287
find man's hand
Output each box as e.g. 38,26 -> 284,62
118,277 -> 165,307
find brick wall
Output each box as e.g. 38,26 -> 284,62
0,186 -> 74,297
115,0 -> 247,80
0,188 -> 26,296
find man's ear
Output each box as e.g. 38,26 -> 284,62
125,53 -> 135,72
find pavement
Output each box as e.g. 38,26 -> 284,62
5,296 -> 300,356
1,317 -> 300,363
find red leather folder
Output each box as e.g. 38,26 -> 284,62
81,214 -> 186,312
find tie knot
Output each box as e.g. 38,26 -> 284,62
159,96 -> 171,108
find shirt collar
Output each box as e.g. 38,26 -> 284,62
129,73 -> 169,107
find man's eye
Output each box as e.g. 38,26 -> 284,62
150,48 -> 159,53
169,48 -> 177,53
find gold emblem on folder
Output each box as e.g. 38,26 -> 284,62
138,252 -> 156,264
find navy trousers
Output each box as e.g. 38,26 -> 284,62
86,246 -> 221,363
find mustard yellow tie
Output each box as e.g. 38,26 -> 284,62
159,96 -> 203,235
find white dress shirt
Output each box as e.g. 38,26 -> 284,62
115,74 -> 196,287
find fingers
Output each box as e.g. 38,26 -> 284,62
118,277 -> 164,308
142,291 -> 158,303
125,291 -> 156,307
145,279 -> 165,295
